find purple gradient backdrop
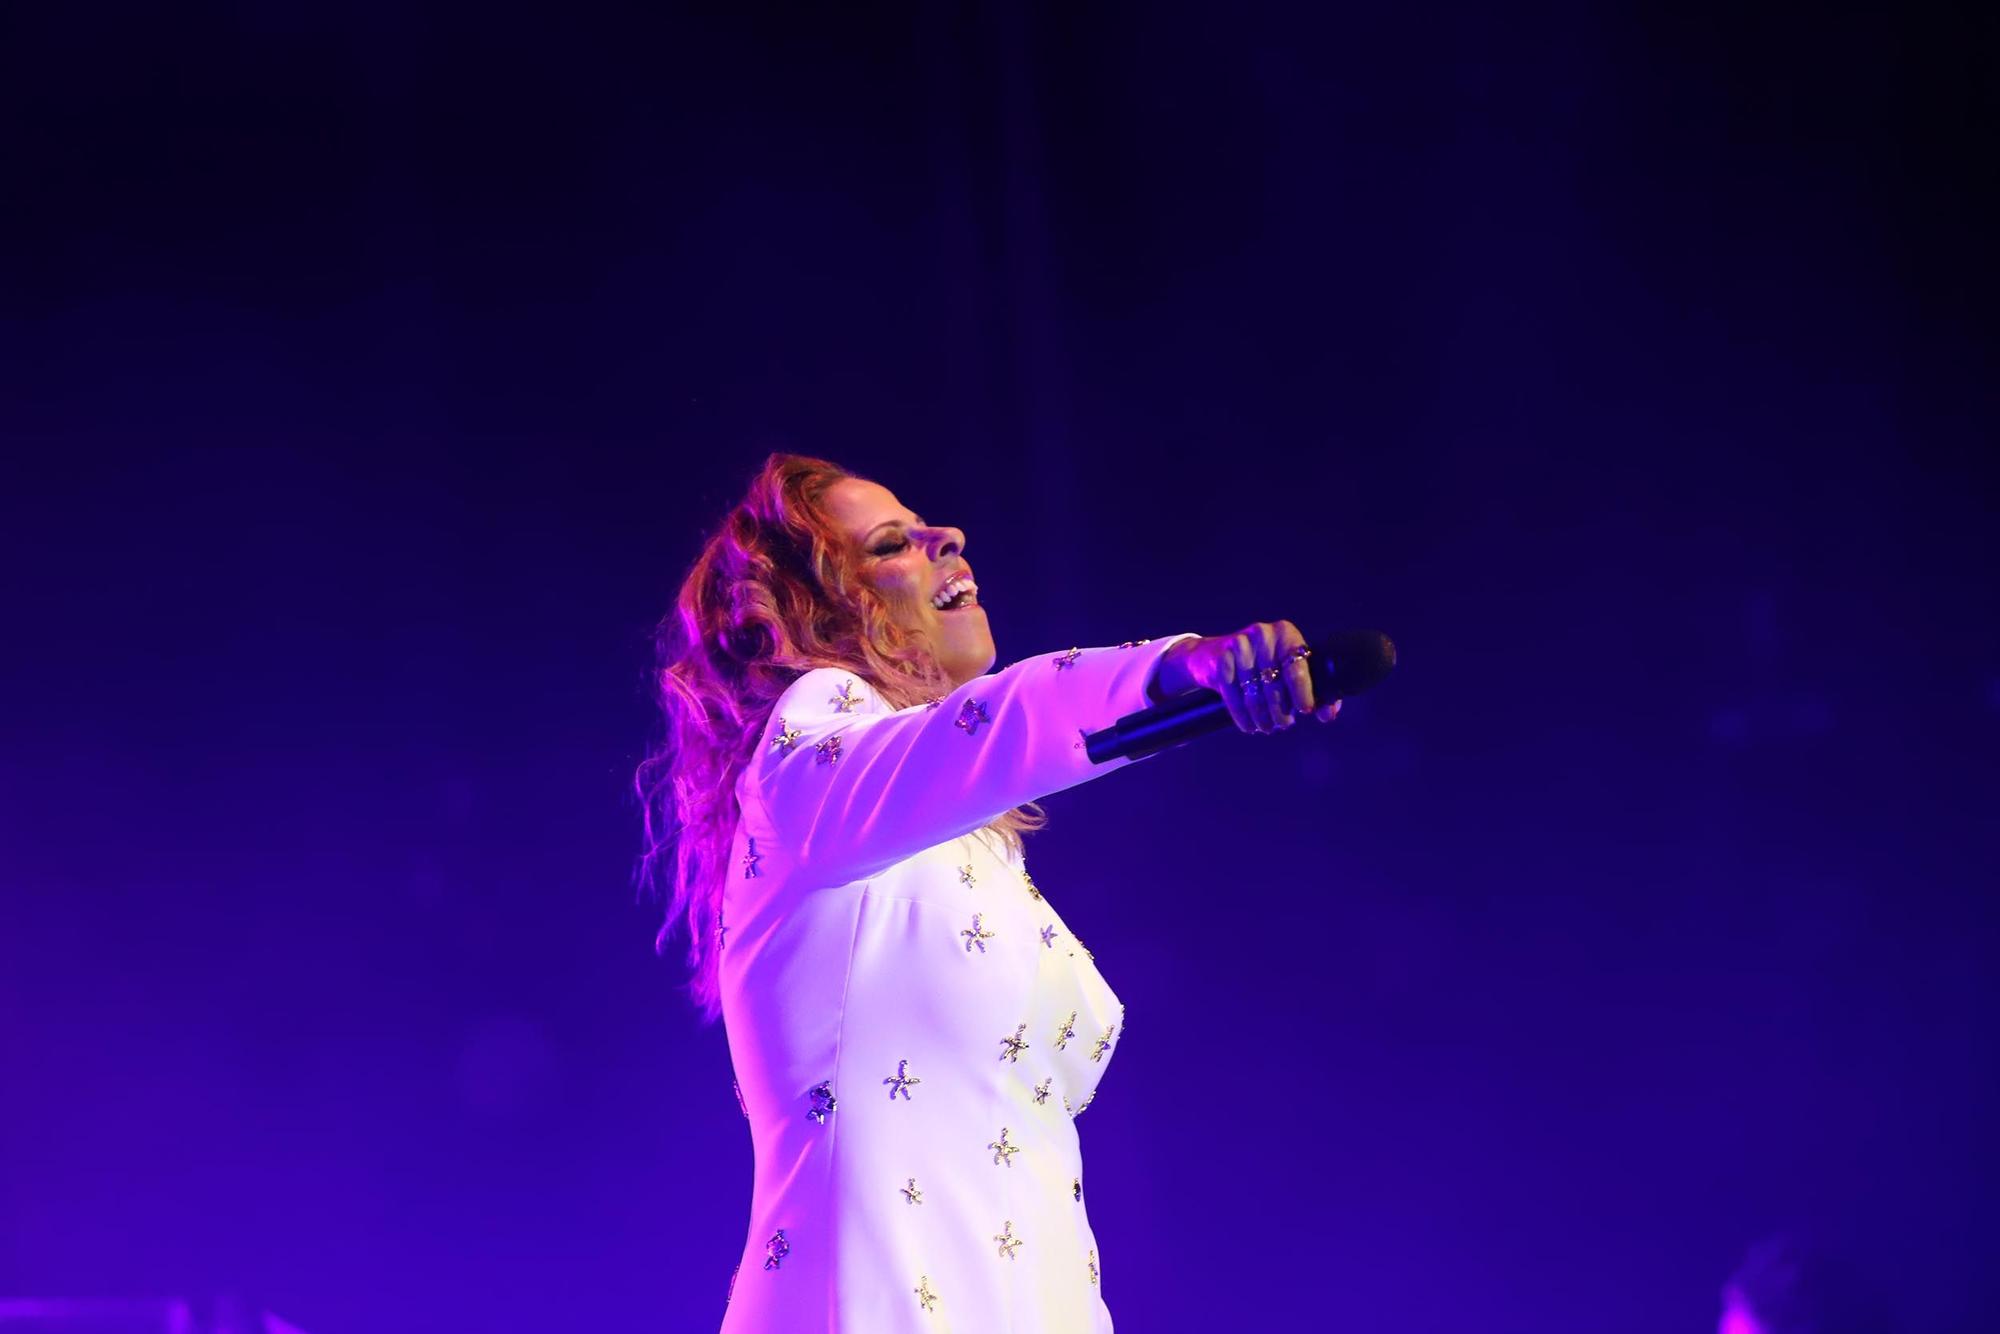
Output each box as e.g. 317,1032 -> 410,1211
2,3 -> 1994,1330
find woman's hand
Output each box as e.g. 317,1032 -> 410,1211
1152,622 -> 1341,733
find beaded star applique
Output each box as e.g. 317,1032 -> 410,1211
1088,1248 -> 1099,1286
1091,1025 -> 1115,1063
994,1221 -> 1022,1259
883,1059 -> 921,1101
769,719 -> 801,755
998,1023 -> 1030,1062
1072,1177 -> 1082,1202
901,1177 -> 924,1205
1021,869 -> 1041,900
988,1127 -> 1019,1167
806,1081 -> 837,1125
813,735 -> 842,765
764,1229 -> 791,1270
961,914 -> 995,954
958,864 -> 976,889
829,679 -> 860,713
1039,924 -> 1057,948
1054,1011 -> 1077,1051
741,836 -> 761,879
955,699 -> 989,735
915,1275 -> 939,1311
1033,1077 -> 1053,1105
1054,647 -> 1083,670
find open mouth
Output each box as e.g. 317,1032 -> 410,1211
931,572 -> 980,613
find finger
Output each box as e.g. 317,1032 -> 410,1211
1245,625 -> 1282,731
1244,675 -> 1276,733
1314,699 -> 1341,723
1270,671 -> 1296,729
1217,659 -> 1255,734
1255,623 -> 1293,730
1229,634 -> 1263,732
1276,621 -> 1315,716
1239,681 -> 1270,735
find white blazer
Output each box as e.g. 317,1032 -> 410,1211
717,633 -> 1199,1332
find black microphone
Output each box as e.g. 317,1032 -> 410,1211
1084,630 -> 1397,764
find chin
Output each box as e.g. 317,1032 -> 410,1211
941,642 -> 996,685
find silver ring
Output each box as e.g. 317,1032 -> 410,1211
1239,678 -> 1263,696
1283,645 -> 1312,664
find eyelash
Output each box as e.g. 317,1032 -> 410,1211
872,538 -> 909,557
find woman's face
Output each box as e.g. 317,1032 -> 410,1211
824,477 -> 994,688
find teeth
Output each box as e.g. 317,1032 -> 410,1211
931,574 -> 978,609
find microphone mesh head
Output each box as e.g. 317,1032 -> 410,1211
1310,630 -> 1396,699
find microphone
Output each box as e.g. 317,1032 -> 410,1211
1084,630 -> 1397,764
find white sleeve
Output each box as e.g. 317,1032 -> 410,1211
736,634 -> 1200,887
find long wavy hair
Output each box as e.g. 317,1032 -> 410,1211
634,452 -> 1046,1022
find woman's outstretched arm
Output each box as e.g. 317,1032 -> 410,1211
737,635 -> 1200,887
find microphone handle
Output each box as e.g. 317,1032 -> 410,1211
1083,629 -> 1395,764
1083,689 -> 1236,763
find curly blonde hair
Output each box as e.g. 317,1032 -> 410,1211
634,452 -> 1045,1021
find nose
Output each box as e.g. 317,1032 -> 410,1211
924,524 -> 965,562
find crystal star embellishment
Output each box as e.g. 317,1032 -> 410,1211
1053,1010 -> 1077,1051
1074,1089 -> 1096,1117
1072,1176 -> 1081,1201
806,1080 -> 837,1125
1039,924 -> 1057,948
914,1275 -> 938,1312
994,1220 -> 1022,1259
1090,1024 -> 1115,1063
1054,646 -> 1083,670
764,1228 -> 791,1270
814,734 -> 842,765
1088,1248 -> 1099,1286
770,718 -> 801,755
883,1059 -> 921,1101
1033,1077 -> 1052,1105
1021,870 -> 1041,900
924,695 -> 944,710
901,1177 -> 924,1206
960,913 -> 995,954
958,863 -> 976,889
998,1023 -> 1030,1063
829,679 -> 860,713
988,1126 -> 1020,1167
955,699 -> 989,735
741,836 -> 761,879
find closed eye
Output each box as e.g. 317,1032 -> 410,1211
871,538 -> 909,557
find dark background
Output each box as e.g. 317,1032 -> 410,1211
3,3 -> 1995,1330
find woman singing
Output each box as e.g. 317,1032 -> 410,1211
636,453 -> 1339,1330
